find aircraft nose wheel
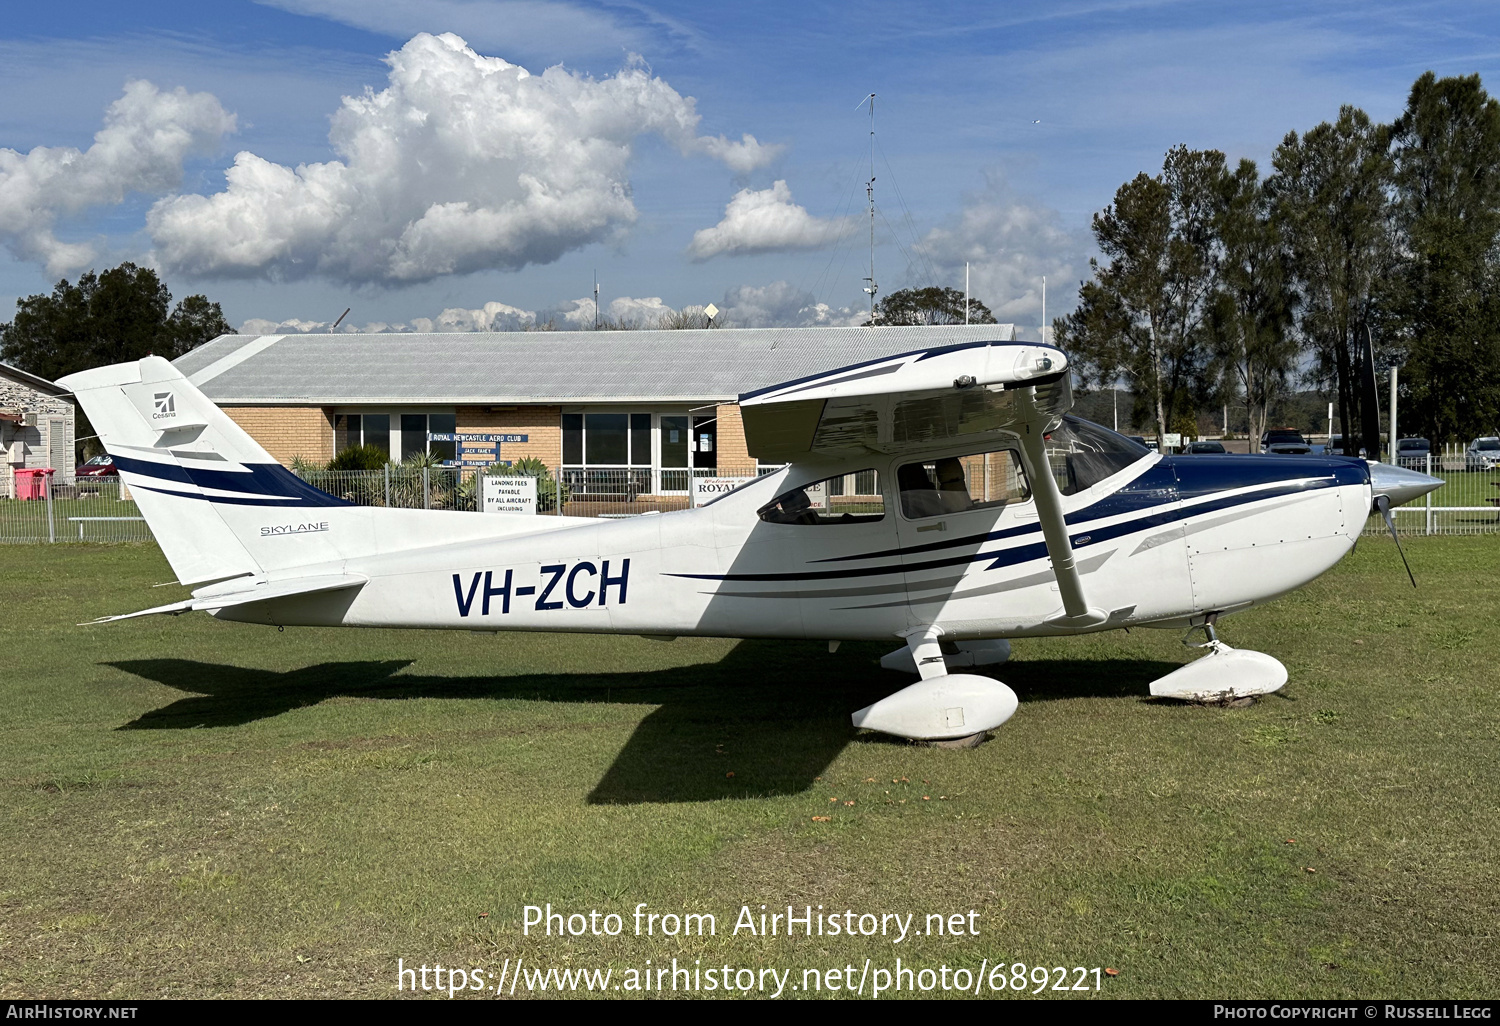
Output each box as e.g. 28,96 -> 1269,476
1147,615 -> 1288,703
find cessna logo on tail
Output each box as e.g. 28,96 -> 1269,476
152,392 -> 176,419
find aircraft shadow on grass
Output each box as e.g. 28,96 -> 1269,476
106,644 -> 1177,805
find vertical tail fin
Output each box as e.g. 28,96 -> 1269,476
59,356 -> 344,586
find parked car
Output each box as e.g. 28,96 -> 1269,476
1467,436 -> 1500,470
1127,435 -> 1154,451
1395,437 -> 1431,465
1184,440 -> 1228,454
1326,435 -> 1369,458
75,454 -> 117,477
1260,429 -> 1312,455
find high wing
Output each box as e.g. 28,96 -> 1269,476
740,339 -> 1104,627
738,340 -> 1071,463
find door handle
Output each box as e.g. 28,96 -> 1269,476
916,521 -> 946,533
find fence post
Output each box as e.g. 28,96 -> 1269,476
1425,453 -> 1433,536
43,472 -> 56,543
423,466 -> 430,510
384,465 -> 391,507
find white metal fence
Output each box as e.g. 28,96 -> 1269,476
0,475 -> 152,544
1361,452 -> 1500,536
5,455 -> 1495,544
296,465 -> 777,517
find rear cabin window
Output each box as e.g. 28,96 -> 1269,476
758,470 -> 885,525
898,448 -> 1030,520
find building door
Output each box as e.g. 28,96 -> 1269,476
660,415 -> 689,491
692,415 -> 717,471
47,418 -> 69,483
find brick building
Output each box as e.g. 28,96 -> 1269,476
171,325 -> 1016,485
1,361 -> 75,494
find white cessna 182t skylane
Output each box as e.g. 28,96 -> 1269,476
61,341 -> 1442,745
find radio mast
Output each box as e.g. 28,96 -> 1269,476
859,93 -> 877,323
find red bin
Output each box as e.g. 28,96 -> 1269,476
14,467 -> 54,500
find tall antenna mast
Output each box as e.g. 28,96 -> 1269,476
593,271 -> 599,331
859,93 -> 877,323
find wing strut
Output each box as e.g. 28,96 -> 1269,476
1016,392 -> 1108,628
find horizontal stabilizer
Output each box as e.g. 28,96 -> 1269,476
83,573 -> 367,625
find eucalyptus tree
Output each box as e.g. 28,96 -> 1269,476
1269,107 -> 1393,452
0,263 -> 232,381
1056,146 -> 1225,442
872,286 -> 997,326
1209,159 -> 1299,444
1389,72 -> 1500,443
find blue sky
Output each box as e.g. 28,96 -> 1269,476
1,1 -> 1497,335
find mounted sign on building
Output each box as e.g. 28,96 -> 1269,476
691,475 -> 756,506
481,475 -> 537,515
431,432 -> 529,469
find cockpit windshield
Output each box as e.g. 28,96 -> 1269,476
1042,415 -> 1151,495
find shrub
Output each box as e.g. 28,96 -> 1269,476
327,445 -> 390,471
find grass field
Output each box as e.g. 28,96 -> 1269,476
1,538 -> 1496,1000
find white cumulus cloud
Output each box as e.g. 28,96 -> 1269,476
150,32 -> 781,285
687,180 -> 849,262
716,280 -> 864,327
240,282 -> 871,335
0,80 -> 234,275
915,173 -> 1088,331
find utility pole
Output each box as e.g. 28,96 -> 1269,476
1041,276 -> 1046,345
964,262 -> 970,324
593,272 -> 599,331
859,93 -> 877,323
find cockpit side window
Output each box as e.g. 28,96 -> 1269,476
898,448 -> 1030,520
757,470 -> 885,525
1042,415 -> 1151,495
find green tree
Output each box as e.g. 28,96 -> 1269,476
1389,72 -> 1500,443
1209,159 -> 1299,445
1056,146 -> 1226,443
871,286 -> 996,326
0,262 -> 232,382
1270,107 -> 1392,452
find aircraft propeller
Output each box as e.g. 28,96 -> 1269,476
1374,493 -> 1418,588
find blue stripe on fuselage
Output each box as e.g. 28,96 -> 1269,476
670,455 -> 1367,583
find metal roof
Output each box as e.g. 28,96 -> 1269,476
0,361 -> 74,400
172,325 -> 1019,406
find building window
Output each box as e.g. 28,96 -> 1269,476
400,414 -> 427,461
338,412 -> 457,461
428,413 -> 456,463
340,413 -> 390,456
660,416 -> 688,468
366,415 -> 390,455
563,413 -> 583,464
564,413 -> 655,467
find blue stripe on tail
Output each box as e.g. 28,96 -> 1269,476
112,454 -> 351,507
